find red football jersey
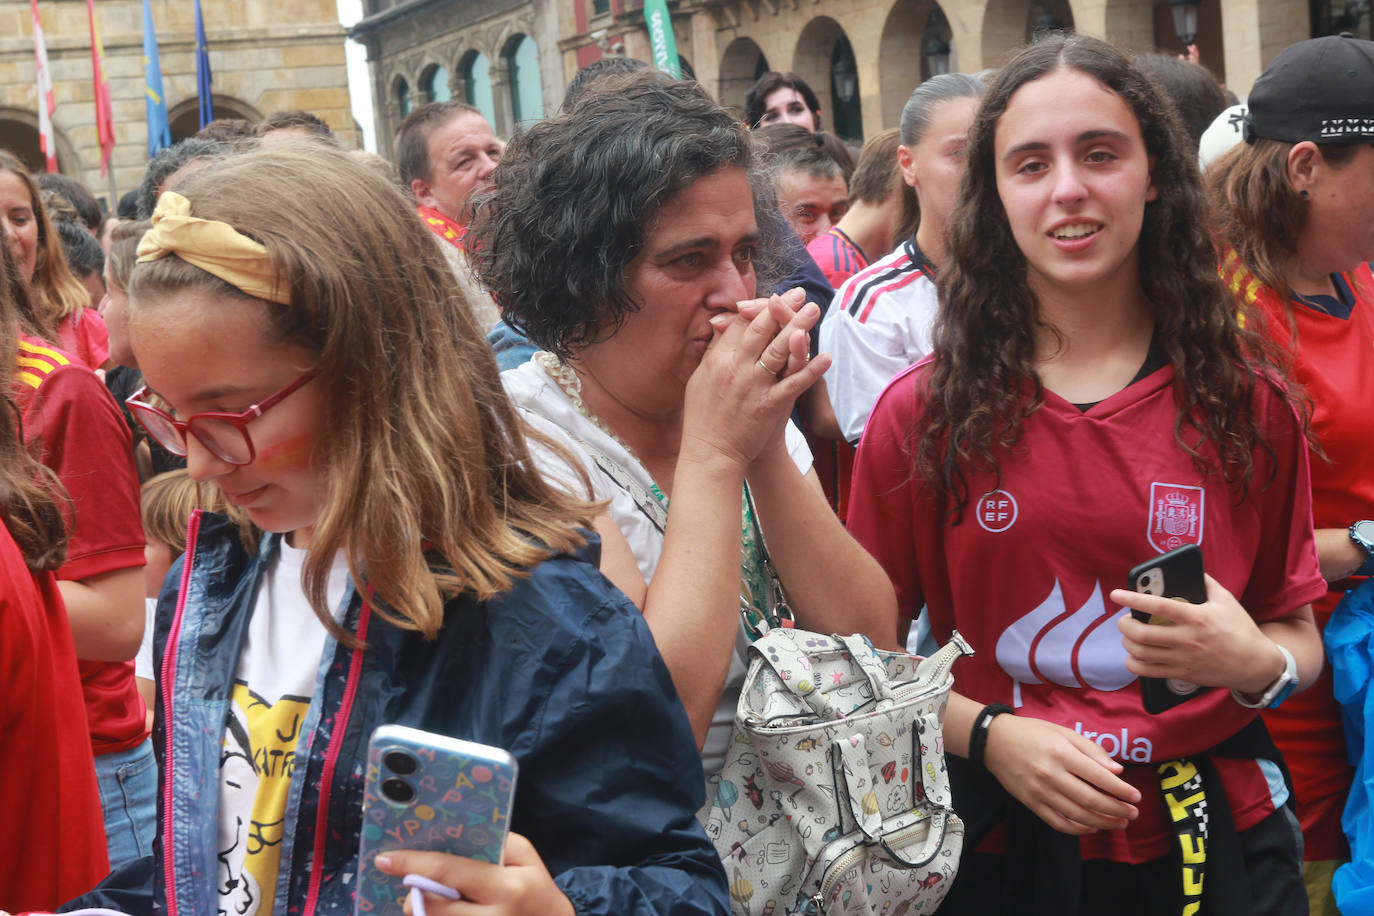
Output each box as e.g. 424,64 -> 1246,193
0,527 -> 109,910
1236,260 -> 1374,860
14,337 -> 148,756
850,360 -> 1325,862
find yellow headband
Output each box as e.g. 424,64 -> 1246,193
136,191 -> 290,305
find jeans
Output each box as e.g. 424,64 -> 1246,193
93,738 -> 158,870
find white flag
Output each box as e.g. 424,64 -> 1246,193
31,0 -> 56,172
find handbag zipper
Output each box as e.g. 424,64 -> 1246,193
886,630 -> 972,706
807,817 -> 938,913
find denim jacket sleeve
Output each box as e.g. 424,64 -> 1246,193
491,558 -> 729,916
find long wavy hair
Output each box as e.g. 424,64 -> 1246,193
0,231 -> 69,571
1207,137 -> 1361,315
129,147 -> 597,641
0,151 -> 88,337
921,34 -> 1296,518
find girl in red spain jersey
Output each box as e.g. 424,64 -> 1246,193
848,35 -> 1325,914
1207,35 -> 1374,913
0,235 -> 108,911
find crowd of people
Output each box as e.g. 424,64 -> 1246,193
0,24 -> 1371,916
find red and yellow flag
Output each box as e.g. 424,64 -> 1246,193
86,0 -> 115,176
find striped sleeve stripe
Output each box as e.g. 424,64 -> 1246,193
18,338 -> 70,366
839,253 -> 914,317
15,338 -> 70,389
856,267 -> 933,324
848,260 -> 926,321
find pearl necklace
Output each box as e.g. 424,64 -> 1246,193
536,351 -> 668,507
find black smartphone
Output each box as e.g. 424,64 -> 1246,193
1127,544 -> 1209,714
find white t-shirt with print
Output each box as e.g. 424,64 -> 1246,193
217,540 -> 349,916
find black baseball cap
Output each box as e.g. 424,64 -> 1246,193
1246,34 -> 1374,144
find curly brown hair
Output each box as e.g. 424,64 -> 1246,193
919,34 -> 1298,519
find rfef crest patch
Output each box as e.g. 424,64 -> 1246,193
1148,483 -> 1204,551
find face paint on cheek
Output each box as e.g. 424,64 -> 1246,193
254,431 -> 315,471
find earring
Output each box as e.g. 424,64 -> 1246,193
1300,189 -> 1310,199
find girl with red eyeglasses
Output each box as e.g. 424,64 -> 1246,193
58,146 -> 729,916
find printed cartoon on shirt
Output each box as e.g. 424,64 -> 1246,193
218,682 -> 308,916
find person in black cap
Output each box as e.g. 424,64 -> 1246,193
1208,32 -> 1374,915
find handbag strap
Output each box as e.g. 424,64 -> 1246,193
585,447 -> 668,533
740,480 -> 796,639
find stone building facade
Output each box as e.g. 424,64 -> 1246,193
358,0 -> 1369,148
561,0 -> 1331,142
350,0 -> 562,159
0,0 -> 355,204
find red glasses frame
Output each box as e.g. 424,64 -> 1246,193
125,369 -> 318,466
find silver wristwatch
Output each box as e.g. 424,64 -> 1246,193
1231,643 -> 1298,709
1351,520 -> 1374,566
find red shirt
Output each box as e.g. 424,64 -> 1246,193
15,337 -> 147,756
417,204 -> 468,252
55,307 -> 111,372
806,227 -> 869,289
1229,256 -> 1374,859
0,525 -> 109,909
849,361 -> 1325,862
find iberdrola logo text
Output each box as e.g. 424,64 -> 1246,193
1071,721 -> 1154,762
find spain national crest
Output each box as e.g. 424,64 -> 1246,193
1148,483 -> 1205,551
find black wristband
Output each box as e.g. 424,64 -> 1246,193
968,703 -> 1014,770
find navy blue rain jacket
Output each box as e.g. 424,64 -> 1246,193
63,512 -> 729,916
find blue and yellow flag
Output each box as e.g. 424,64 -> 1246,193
195,0 -> 213,128
142,0 -> 170,156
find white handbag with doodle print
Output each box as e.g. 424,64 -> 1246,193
701,628 -> 972,916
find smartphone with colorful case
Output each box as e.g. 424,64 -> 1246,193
354,726 -> 518,915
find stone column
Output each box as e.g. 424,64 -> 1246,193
1220,0 -> 1309,98
382,93 -> 401,157
489,66 -> 515,137
1071,0 -> 1154,54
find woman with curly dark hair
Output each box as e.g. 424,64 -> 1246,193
848,34 -> 1322,913
472,70 -> 897,783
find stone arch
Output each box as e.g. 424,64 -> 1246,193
166,95 -> 262,143
0,107 -> 81,175
880,0 -> 964,127
1027,0 -> 1075,40
390,72 -> 414,121
718,36 -> 769,118
980,0 -> 1076,68
980,0 -> 1029,69
420,63 -> 452,103
1143,0 -> 1225,81
458,49 -> 498,127
501,32 -> 544,126
793,16 -> 863,140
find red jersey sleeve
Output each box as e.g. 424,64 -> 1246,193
21,360 -> 144,581
848,364 -> 927,621
56,308 -> 112,372
1239,380 -> 1326,622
